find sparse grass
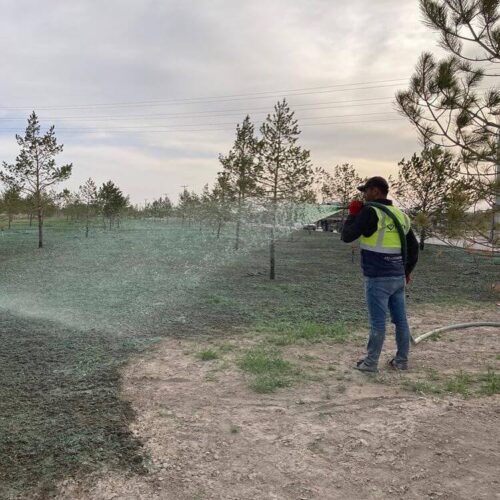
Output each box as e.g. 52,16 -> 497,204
373,373 -> 391,385
426,368 -> 440,381
238,347 -> 297,393
206,295 -> 237,306
197,349 -> 219,361
258,320 -> 350,346
479,369 -> 500,396
297,353 -> 317,362
444,371 -> 472,397
430,332 -> 443,342
218,343 -> 235,353
238,347 -> 292,375
250,376 -> 292,393
205,372 -> 219,382
405,370 -> 499,398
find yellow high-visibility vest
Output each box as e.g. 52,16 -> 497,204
360,205 -> 411,254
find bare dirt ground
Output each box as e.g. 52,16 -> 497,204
57,304 -> 499,500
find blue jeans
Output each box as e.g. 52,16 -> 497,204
364,276 -> 410,367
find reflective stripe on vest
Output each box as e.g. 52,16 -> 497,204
359,206 -> 411,254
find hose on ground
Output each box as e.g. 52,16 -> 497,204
412,322 -> 500,345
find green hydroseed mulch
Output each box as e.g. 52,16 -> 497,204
0,218 -> 497,497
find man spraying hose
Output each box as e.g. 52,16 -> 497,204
341,176 -> 419,372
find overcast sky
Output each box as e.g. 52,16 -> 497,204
0,0 -> 443,204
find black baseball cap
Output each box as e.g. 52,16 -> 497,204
357,176 -> 389,194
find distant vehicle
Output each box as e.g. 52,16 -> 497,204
302,224 -> 317,231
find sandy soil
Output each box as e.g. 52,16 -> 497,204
57,304 -> 500,500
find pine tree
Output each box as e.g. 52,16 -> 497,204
211,172 -> 235,239
396,0 -> 500,248
258,99 -> 314,279
79,178 -> 98,237
219,115 -> 262,249
98,181 -> 128,229
393,146 -> 461,250
177,189 -> 200,228
0,112 -> 72,248
321,163 -> 362,228
1,186 -> 22,229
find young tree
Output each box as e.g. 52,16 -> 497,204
24,193 -> 36,226
393,146 -> 461,250
176,189 -> 200,228
145,195 -> 173,220
321,163 -> 363,228
1,186 -> 23,229
98,181 -> 128,229
219,115 -> 262,249
59,188 -> 81,221
198,184 -> 212,232
0,112 -> 72,248
212,172 -> 235,239
258,99 -> 315,279
396,0 -> 500,249
177,188 -> 190,225
78,178 -> 98,237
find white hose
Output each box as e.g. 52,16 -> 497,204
412,322 -> 500,345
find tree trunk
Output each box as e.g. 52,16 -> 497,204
235,218 -> 241,249
109,217 -> 112,230
29,212 -> 33,226
8,216 -> 11,229
419,228 -> 426,251
235,196 -> 242,250
490,210 -> 496,253
37,206 -> 43,248
269,226 -> 276,280
216,219 -> 222,239
269,159 -> 280,280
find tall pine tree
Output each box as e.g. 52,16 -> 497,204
219,115 -> 262,249
258,99 -> 314,279
0,112 -> 72,248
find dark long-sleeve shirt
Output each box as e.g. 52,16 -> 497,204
341,199 -> 419,277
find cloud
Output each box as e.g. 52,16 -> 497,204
0,0 -> 441,202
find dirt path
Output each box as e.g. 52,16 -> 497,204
57,305 -> 500,500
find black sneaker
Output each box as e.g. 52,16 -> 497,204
355,359 -> 378,373
388,358 -> 408,371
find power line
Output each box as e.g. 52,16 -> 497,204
0,79 -> 409,111
0,111 -> 398,131
0,97 -> 396,122
0,117 -> 406,134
